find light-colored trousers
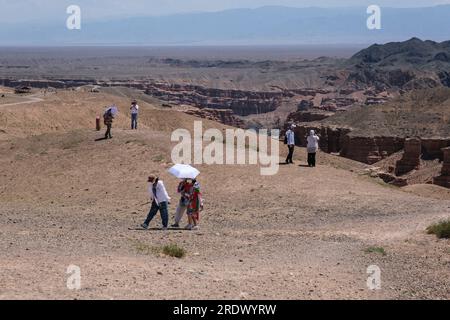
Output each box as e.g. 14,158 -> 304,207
174,201 -> 188,225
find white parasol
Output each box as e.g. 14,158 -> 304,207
168,164 -> 200,179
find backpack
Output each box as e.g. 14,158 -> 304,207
103,110 -> 111,120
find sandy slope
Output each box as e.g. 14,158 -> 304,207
0,89 -> 449,300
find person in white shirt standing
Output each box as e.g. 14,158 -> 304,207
130,100 -> 139,130
285,124 -> 296,164
141,174 -> 171,230
307,130 -> 320,167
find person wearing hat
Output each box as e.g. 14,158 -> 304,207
141,174 -> 171,230
130,100 -> 139,130
307,130 -> 320,167
285,124 -> 296,164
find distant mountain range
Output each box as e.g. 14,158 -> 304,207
350,38 -> 450,65
1,5 -> 450,45
346,38 -> 450,89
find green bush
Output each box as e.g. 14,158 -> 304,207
132,241 -> 186,258
364,246 -> 386,256
427,220 -> 450,239
162,244 -> 186,258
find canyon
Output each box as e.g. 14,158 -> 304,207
2,39 -> 450,188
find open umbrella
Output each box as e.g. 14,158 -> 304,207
106,105 -> 118,116
168,164 -> 200,179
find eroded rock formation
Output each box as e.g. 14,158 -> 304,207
433,147 -> 450,188
422,139 -> 450,160
340,135 -> 405,164
291,125 -> 351,153
184,108 -> 245,128
395,138 -> 421,176
145,83 -> 284,116
286,111 -> 333,123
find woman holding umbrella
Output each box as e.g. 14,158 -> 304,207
168,164 -> 202,230
171,179 -> 193,228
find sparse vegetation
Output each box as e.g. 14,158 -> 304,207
132,240 -> 186,258
162,244 -> 186,258
426,220 -> 450,239
133,240 -> 157,255
152,154 -> 165,162
364,246 -> 387,256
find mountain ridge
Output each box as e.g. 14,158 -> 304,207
1,5 -> 450,45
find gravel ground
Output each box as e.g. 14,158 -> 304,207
0,91 -> 449,300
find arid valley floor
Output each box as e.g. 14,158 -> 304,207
0,88 -> 449,299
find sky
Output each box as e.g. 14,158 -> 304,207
2,0 -> 450,23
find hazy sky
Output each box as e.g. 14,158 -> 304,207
2,0 -> 450,22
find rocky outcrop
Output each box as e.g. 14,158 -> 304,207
421,139 -> 450,160
395,138 -> 421,176
288,122 -> 450,167
320,97 -> 358,110
292,125 -> 351,153
289,88 -> 331,96
184,108 -> 245,128
340,135 -> 405,164
378,172 -> 408,187
14,86 -> 31,94
433,147 -> 450,188
365,96 -> 389,105
287,111 -> 333,123
292,124 -> 406,162
145,83 -> 284,116
1,79 -> 93,89
297,100 -> 314,111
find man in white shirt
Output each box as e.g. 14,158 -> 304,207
285,124 -> 296,164
307,130 -> 320,167
141,175 -> 171,230
130,100 -> 139,130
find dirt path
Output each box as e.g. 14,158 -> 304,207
0,93 -> 44,108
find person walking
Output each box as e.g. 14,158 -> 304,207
130,100 -> 139,130
186,181 -> 203,230
285,124 -> 296,164
103,108 -> 114,139
141,175 -> 171,230
171,179 -> 193,228
307,130 -> 320,167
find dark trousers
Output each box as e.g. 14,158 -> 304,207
105,124 -> 112,138
308,153 -> 316,167
144,201 -> 169,228
131,114 -> 138,129
286,145 -> 294,163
